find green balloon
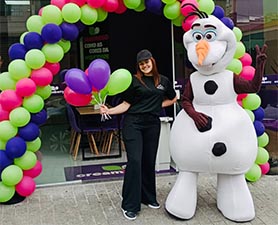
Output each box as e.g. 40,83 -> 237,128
14,151 -> 37,170
245,164 -> 262,182
162,0 -> 176,4
255,147 -> 269,165
244,109 -> 255,122
0,140 -> 7,149
198,0 -> 215,15
0,121 -> 18,141
19,32 -> 28,44
134,2 -> 145,12
26,15 -> 44,33
172,14 -> 184,27
233,27 -> 242,42
258,132 -> 269,148
80,4 -> 98,25
0,182 -> 15,203
23,94 -> 44,113
234,42 -> 246,59
25,49 -> 46,69
58,39 -> 71,53
0,72 -> 17,90
123,0 -> 141,9
9,107 -> 31,127
226,58 -> 242,75
1,165 -> 23,186
42,43 -> 64,63
163,1 -> 181,20
96,8 -> 108,22
62,3 -> 81,23
8,59 -> 31,81
42,5 -> 63,25
26,137 -> 42,152
242,94 -> 261,110
107,69 -> 132,96
36,85 -> 52,100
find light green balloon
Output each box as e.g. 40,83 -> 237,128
234,42 -> 246,59
233,27 -> 242,42
0,121 -> 18,141
26,137 -> 42,152
8,59 -> 31,81
257,132 -> 269,148
96,8 -> 108,22
26,15 -> 44,33
1,165 -> 23,186
0,72 -> 16,90
123,0 -> 141,9
226,58 -> 242,75
25,49 -> 46,69
62,3 -> 81,23
14,151 -> 37,170
0,140 -> 7,149
36,85 -> 52,100
9,107 -> 31,127
42,43 -> 64,63
172,14 -> 184,27
245,164 -> 261,182
42,5 -> 63,25
162,0 -> 176,4
255,147 -> 269,165
107,69 -> 132,96
163,1 -> 181,20
244,109 -> 255,122
198,0 -> 215,15
134,2 -> 145,12
23,94 -> 44,113
0,182 -> 15,203
58,39 -> 71,53
19,32 -> 28,44
80,4 -> 98,25
242,94 -> 261,111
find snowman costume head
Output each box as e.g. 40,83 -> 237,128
165,7 -> 259,223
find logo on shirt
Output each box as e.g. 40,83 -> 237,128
157,84 -> 165,90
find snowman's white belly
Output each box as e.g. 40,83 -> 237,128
170,103 -> 257,174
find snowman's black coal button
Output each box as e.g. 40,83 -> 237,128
204,80 -> 218,95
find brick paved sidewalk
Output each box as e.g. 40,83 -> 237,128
0,174 -> 277,225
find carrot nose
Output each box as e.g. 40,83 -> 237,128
196,40 -> 209,65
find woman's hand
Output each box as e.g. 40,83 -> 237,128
100,104 -> 109,115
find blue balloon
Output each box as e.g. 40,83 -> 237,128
8,43 -> 27,60
0,150 -> 13,174
23,32 -> 44,50
60,22 -> 79,41
145,0 -> 163,15
18,122 -> 40,141
212,5 -> 225,19
254,120 -> 265,137
253,107 -> 265,121
220,17 -> 234,30
41,23 -> 62,44
75,21 -> 86,32
5,137 -> 27,159
31,109 -> 47,126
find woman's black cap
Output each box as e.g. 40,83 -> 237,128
136,49 -> 152,63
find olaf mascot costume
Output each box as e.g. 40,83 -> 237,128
165,8 -> 267,223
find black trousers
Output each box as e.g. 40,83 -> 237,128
121,113 -> 161,213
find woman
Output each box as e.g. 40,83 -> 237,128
100,49 -> 177,220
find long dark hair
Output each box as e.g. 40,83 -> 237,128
134,57 -> 160,87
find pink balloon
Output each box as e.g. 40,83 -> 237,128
0,104 -> 10,121
182,15 -> 197,32
23,160 -> 43,178
44,62 -> 60,76
64,87 -> 92,106
0,90 -> 22,112
69,0 -> 86,7
115,0 -> 127,14
50,0 -> 67,9
237,100 -> 242,107
87,0 -> 105,8
16,78 -> 37,97
102,0 -> 119,12
260,162 -> 270,175
181,0 -> 199,17
38,7 -> 43,16
237,93 -> 247,101
31,67 -> 53,86
15,176 -> 36,197
240,53 -> 252,67
239,66 -> 255,81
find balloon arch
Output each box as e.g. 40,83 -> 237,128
0,0 -> 270,203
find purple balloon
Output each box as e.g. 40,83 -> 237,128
253,107 -> 265,121
0,150 -> 13,174
18,122 -> 40,141
65,68 -> 92,94
60,22 -> 79,41
221,17 -> 234,30
23,32 -> 44,50
145,0 -> 163,15
41,23 -> 62,44
75,21 -> 86,32
31,109 -> 47,126
212,5 -> 225,19
254,120 -> 265,137
8,43 -> 27,60
87,59 -> 111,91
5,137 -> 27,159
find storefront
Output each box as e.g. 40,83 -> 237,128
0,0 -> 277,186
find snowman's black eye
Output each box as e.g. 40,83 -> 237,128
192,31 -> 203,42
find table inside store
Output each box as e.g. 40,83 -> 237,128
75,105 -> 122,160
